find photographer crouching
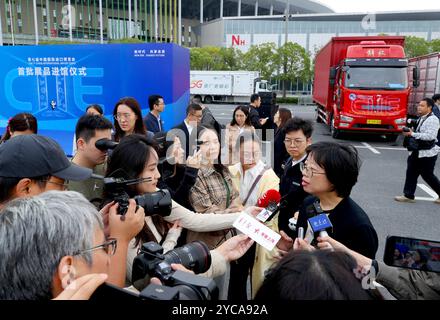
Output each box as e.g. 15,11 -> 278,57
395,98 -> 440,204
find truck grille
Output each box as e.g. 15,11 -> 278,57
352,124 -> 394,129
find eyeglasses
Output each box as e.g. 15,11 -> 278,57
44,179 -> 69,190
73,238 -> 117,257
284,138 -> 306,146
299,162 -> 326,178
114,113 -> 134,121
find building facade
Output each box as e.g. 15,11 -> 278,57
0,0 -> 332,46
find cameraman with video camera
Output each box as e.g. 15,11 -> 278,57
102,134 -> 262,287
396,98 -> 440,204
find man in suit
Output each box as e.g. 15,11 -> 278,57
278,118 -> 313,238
171,103 -> 203,159
144,94 -> 165,134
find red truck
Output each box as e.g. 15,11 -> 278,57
407,52 -> 440,117
313,36 -> 420,139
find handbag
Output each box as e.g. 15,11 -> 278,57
403,113 -> 436,151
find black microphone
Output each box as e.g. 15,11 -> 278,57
95,138 -> 119,151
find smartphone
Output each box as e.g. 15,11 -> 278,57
383,236 -> 440,273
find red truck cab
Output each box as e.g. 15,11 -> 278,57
313,36 -> 420,139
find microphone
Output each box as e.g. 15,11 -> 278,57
255,189 -> 282,223
95,138 -> 119,151
306,211 -> 333,246
257,189 -> 281,208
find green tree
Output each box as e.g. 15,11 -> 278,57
218,47 -> 243,70
404,36 -> 430,58
429,39 -> 440,53
275,42 -> 311,98
190,47 -> 214,70
242,43 -> 278,80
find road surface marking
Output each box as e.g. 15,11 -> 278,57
413,197 -> 438,201
361,142 -> 380,154
375,147 -> 407,151
416,183 -> 438,200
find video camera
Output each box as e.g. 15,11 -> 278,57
402,118 -> 418,132
103,174 -> 172,216
132,241 -> 218,300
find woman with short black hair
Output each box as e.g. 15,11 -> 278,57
284,142 -> 378,259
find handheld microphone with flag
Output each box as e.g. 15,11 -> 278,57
255,189 -> 282,223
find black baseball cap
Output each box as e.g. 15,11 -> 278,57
0,134 -> 92,181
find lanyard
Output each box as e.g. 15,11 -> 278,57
221,175 -> 231,208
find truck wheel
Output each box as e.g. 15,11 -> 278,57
204,96 -> 213,104
330,116 -> 341,139
385,134 -> 398,142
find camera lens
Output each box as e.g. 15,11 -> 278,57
134,190 -> 172,217
164,241 -> 211,274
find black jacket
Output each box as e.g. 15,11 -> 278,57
297,196 -> 379,259
248,105 -> 263,129
143,112 -> 164,134
273,128 -> 289,177
157,165 -> 198,211
171,121 -> 198,159
278,156 -> 309,238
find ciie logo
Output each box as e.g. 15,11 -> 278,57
61,5 -> 76,30
190,80 -> 203,89
231,35 -> 246,46
361,13 -> 377,31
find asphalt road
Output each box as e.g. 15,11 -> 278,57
208,103 -> 440,261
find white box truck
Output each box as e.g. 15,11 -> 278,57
190,70 -> 271,103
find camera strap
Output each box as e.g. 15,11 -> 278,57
415,112 -> 432,132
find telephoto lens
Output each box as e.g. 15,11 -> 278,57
163,241 -> 212,274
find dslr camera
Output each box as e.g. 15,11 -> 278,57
132,241 -> 218,300
104,175 -> 172,216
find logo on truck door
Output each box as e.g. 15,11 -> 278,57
190,80 -> 203,89
349,93 -> 357,101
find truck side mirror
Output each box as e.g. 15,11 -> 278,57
329,67 -> 337,86
413,66 -> 420,88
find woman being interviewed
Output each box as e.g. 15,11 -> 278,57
103,134 -> 260,283
278,142 -> 379,260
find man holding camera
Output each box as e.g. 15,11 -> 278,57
68,114 -> 113,206
395,98 -> 440,204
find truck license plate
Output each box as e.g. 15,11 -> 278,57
367,119 -> 381,125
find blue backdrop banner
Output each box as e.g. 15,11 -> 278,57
0,43 -> 189,155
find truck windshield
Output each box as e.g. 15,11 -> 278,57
345,67 -> 408,90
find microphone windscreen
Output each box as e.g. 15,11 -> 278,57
257,189 -> 281,208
